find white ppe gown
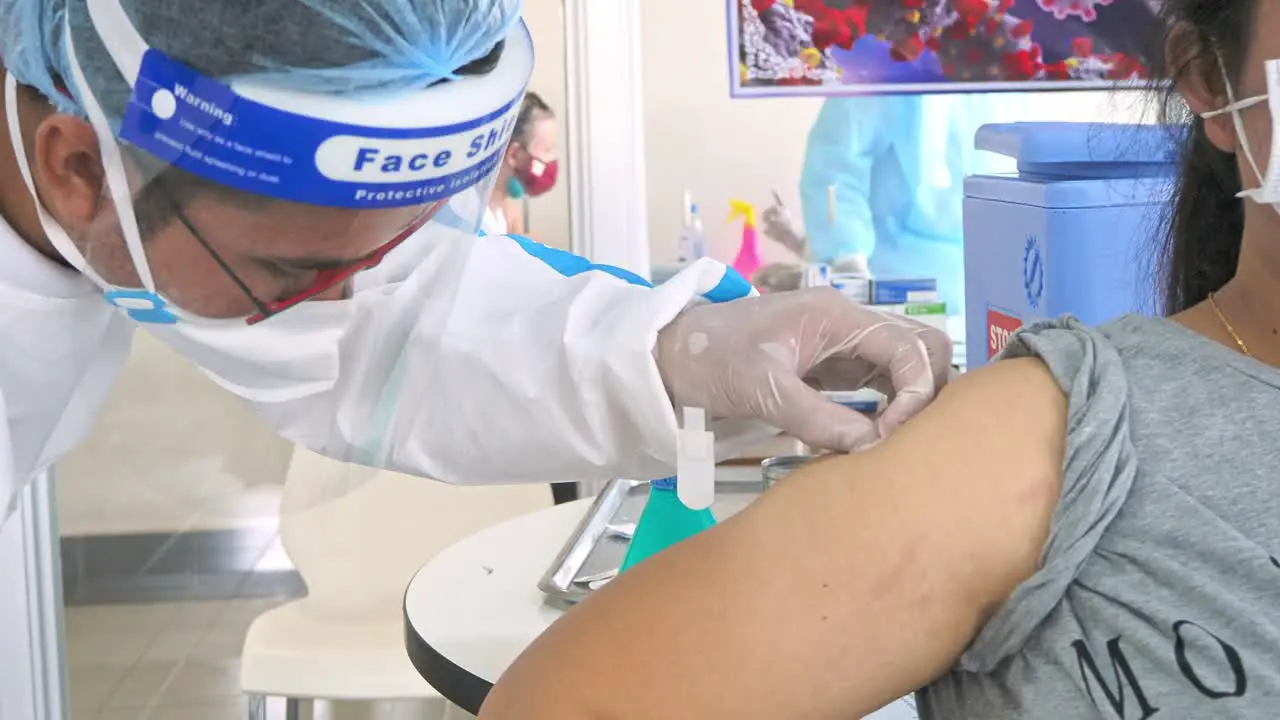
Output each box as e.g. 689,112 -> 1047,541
481,205 -> 509,237
0,216 -> 757,519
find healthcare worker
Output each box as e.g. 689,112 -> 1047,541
482,91 -> 555,237
0,0 -> 952,522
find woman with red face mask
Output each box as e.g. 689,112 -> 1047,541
484,91 -> 558,237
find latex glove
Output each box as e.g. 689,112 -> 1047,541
831,254 -> 871,276
751,263 -> 803,293
656,287 -> 952,451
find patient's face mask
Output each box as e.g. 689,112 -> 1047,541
1202,59 -> 1280,207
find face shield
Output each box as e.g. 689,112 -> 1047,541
1,0 -> 536,518
8,0 -> 531,327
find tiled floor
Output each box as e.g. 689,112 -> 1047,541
66,596 -> 491,720
62,529 -> 305,607
67,598 -> 278,720
66,597 -> 475,720
59,477 -> 558,720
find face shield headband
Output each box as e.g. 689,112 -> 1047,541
20,0 -> 533,325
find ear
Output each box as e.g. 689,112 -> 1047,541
29,114 -> 106,229
1168,22 -> 1236,153
504,139 -> 525,169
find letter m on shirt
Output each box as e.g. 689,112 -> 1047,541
1072,637 -> 1159,719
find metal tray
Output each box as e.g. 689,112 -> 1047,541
538,466 -> 765,605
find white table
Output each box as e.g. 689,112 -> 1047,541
404,499 -> 591,712
403,499 -> 919,719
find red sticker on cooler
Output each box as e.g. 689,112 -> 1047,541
988,308 -> 1023,359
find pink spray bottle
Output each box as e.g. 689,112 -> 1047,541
728,199 -> 762,282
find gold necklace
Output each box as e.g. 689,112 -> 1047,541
1208,292 -> 1252,357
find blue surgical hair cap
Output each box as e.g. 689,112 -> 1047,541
1,0 -> 522,117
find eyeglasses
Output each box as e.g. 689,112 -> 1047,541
157,185 -> 442,325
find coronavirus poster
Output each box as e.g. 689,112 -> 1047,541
730,0 -> 1165,96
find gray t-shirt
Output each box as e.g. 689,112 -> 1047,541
917,314 -> 1280,720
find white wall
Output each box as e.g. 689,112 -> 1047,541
640,0 -> 820,268
522,0 -> 573,251
639,0 -> 1155,266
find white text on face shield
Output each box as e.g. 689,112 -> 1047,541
313,105 -> 520,185
350,154 -> 498,203
172,84 -> 234,126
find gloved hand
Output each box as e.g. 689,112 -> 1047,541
760,203 -> 807,257
831,254 -> 871,276
751,263 -> 804,293
656,287 -> 952,451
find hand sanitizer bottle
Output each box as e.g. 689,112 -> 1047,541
619,478 -> 717,571
676,192 -> 705,264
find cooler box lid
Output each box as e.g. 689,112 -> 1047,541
975,122 -> 1179,179
965,122 -> 1179,209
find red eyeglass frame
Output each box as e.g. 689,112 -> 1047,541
243,200 -> 445,325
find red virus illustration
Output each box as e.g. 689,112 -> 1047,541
739,0 -> 1151,87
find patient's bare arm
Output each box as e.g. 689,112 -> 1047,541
480,357 -> 1068,720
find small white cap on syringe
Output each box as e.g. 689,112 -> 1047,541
676,406 -> 715,511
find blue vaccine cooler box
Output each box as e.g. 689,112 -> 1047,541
963,122 -> 1178,369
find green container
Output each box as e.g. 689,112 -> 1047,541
619,477 -> 716,572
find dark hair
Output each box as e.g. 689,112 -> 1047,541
512,91 -> 554,147
1156,0 -> 1256,314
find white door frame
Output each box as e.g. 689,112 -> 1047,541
1,470 -> 68,720
562,0 -> 651,498
562,0 -> 650,279
24,470 -> 68,720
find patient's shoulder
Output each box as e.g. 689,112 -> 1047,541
782,347 -> 1070,639
878,354 -> 1066,476
887,315 -> 1133,482
942,355 -> 1062,410
946,323 -> 1142,672
1000,315 -> 1134,404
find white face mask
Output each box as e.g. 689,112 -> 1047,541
4,71 -> 353,403
1202,59 -> 1280,206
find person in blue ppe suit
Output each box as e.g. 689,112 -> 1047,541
0,0 -> 954,531
798,90 -> 1019,326
791,33 -> 1110,328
